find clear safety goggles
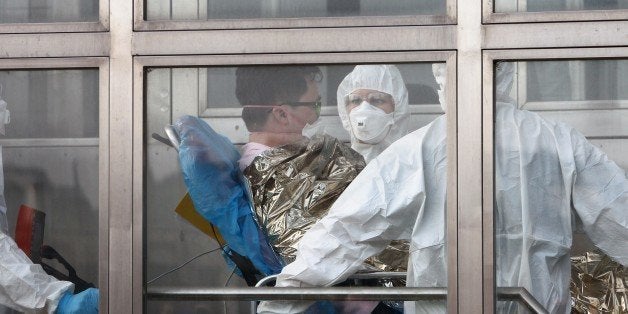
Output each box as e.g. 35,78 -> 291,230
345,92 -> 393,107
282,99 -> 322,116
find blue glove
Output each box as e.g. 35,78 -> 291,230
56,288 -> 99,314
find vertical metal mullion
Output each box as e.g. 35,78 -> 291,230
109,0 -> 134,312
481,55 -> 496,314
457,0 -> 485,313
445,52 -> 459,314
133,59 -> 145,314
98,59 -> 111,314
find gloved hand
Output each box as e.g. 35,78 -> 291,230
56,288 -> 99,314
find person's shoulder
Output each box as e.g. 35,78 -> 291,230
499,102 -> 579,137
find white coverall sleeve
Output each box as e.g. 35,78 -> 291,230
257,143 -> 426,314
0,231 -> 74,314
569,129 -> 628,266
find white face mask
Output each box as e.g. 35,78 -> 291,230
348,102 -> 394,144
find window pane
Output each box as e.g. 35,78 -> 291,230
524,60 -> 628,103
3,147 -> 99,276
0,0 -> 98,23
493,61 -> 628,313
145,63 -> 447,311
145,0 -> 445,21
0,70 -> 99,139
0,68 -> 99,312
495,0 -> 628,13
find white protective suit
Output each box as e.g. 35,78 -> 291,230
0,147 -> 74,312
258,62 -> 628,314
337,64 -> 412,163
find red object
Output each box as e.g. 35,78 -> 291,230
14,204 -> 46,263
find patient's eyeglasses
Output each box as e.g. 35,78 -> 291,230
345,92 -> 393,107
282,99 -> 322,116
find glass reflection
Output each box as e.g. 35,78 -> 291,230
0,0 -> 98,23
146,0 -> 445,20
495,0 -> 628,13
493,61 -> 628,313
0,69 -> 99,313
0,70 -> 98,139
145,63 -> 445,312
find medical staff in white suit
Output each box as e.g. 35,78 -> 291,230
336,64 -> 413,163
0,103 -> 98,313
257,62 -> 628,314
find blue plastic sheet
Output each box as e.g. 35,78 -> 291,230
174,115 -> 283,276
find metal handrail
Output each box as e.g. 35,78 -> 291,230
497,287 -> 549,314
147,285 -> 548,314
146,286 -> 447,301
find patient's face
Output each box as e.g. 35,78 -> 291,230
283,76 -> 321,130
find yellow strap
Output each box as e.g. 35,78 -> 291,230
174,192 -> 226,246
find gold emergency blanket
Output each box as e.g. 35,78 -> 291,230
244,134 -> 408,272
571,252 -> 627,313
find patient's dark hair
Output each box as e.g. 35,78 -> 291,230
236,66 -> 321,132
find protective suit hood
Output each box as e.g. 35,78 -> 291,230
495,61 -> 515,103
0,148 -> 6,234
337,65 -> 411,162
432,63 -> 447,113
431,61 -> 516,111
0,93 -> 8,233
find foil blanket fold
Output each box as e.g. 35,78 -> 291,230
571,252 -> 627,313
244,134 -> 409,273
